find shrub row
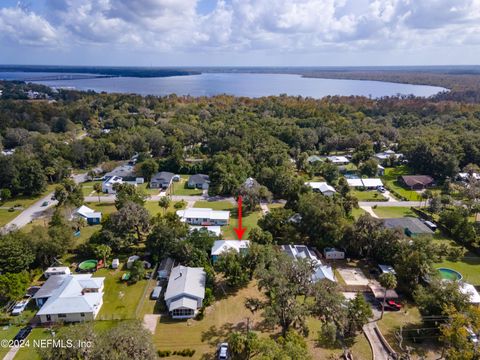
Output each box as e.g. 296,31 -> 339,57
158,349 -> 196,357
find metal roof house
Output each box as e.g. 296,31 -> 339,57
305,182 -> 336,196
44,267 -> 71,279
346,178 -> 383,189
33,274 -> 104,323
176,208 -> 230,226
74,205 -> 102,225
187,174 -> 210,190
164,266 -> 206,319
150,171 -> 175,189
211,240 -> 250,262
400,175 -> 434,190
383,218 -> 434,237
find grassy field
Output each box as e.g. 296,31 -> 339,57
0,325 -> 22,358
352,190 -> 386,202
351,207 -> 367,220
96,267 -> 149,320
372,206 -> 417,218
171,176 -> 204,196
377,303 -> 441,359
382,166 -> 422,201
193,200 -> 262,239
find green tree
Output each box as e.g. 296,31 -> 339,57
0,232 -> 35,273
158,196 -> 171,215
129,260 -> 146,283
345,293 -> 373,337
378,272 -> 397,320
138,159 -> 159,182
104,201 -> 150,245
0,188 -> 11,203
94,244 -> 111,266
147,213 -> 189,261
0,271 -> 30,302
215,250 -> 250,288
114,183 -> 147,209
93,182 -> 102,203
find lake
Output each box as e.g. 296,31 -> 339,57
1,72 -> 447,98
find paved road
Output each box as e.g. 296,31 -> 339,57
1,170 -> 97,233
363,322 -> 394,360
359,201 -> 422,207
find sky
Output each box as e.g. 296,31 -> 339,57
0,0 -> 480,66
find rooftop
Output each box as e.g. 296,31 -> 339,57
401,175 -> 434,187
164,266 -> 206,302
383,217 -> 434,234
211,240 -> 250,256
177,208 -> 230,221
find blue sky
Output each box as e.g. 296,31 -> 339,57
0,0 -> 479,66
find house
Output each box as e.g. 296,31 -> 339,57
377,164 -> 385,176
187,174 -> 210,190
189,225 -> 222,237
74,205 -> 102,225
346,178 -> 383,189
457,172 -> 480,182
44,267 -> 71,279
378,264 -> 396,275
33,274 -> 104,323
102,176 -> 124,194
281,245 -> 336,282
326,155 -> 350,165
164,266 -> 206,319
307,155 -> 322,163
176,208 -> 230,226
211,240 -> 250,262
126,255 -> 140,269
374,150 -> 403,164
244,177 -> 259,189
324,248 -> 345,260
150,171 -> 175,189
383,218 -> 434,236
305,182 -> 336,196
400,175 -> 434,190
459,282 -> 480,305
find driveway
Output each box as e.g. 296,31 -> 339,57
360,206 -> 379,218
363,322 -> 395,360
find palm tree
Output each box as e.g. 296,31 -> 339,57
158,196 -> 171,215
93,182 -> 102,203
379,272 -> 397,320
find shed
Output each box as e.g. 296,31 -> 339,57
324,248 -> 345,260
44,267 -> 71,279
111,259 -> 119,269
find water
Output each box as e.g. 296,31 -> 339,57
0,72 -> 447,98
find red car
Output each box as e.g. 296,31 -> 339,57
387,300 -> 402,310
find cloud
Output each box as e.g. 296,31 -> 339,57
0,7 -> 59,46
2,0 -> 480,56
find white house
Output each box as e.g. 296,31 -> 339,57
176,208 -> 230,226
74,205 -> 102,225
305,182 -> 336,196
281,245 -> 336,283
33,274 -> 104,323
374,150 -> 403,163
459,282 -> 480,305
102,176 -> 124,194
326,155 -> 350,165
211,240 -> 250,262
346,178 -> 383,189
323,248 -> 345,260
164,266 -> 206,319
458,172 -> 480,182
44,267 -> 71,279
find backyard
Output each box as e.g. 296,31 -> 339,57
372,206 -> 417,218
170,175 -> 204,196
352,189 -> 387,202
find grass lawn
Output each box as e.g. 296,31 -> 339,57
14,327 -> 54,360
171,176 -> 203,196
0,325 -> 22,358
351,207 -> 366,220
377,303 -> 441,359
267,203 -> 285,210
429,233 -> 480,285
96,267 -> 149,321
0,208 -> 22,227
352,190 -> 386,202
372,207 -> 417,218
382,166 -> 422,201
81,180 -> 103,197
193,200 -> 262,239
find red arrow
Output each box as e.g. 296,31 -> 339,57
234,195 -> 247,240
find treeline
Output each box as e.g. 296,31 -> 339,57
1,81 -> 480,198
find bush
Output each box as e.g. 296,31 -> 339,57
158,350 -> 172,357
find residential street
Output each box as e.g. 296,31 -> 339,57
363,322 -> 394,360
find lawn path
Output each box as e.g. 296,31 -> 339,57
360,206 -> 379,218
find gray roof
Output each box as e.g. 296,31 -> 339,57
165,266 -> 206,302
188,174 -> 209,184
169,297 -> 198,311
151,171 -> 174,183
383,218 -> 434,234
105,164 -> 136,179
33,275 -> 68,299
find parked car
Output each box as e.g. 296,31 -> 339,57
377,186 -> 386,193
378,300 -> 401,312
217,343 -> 229,360
13,326 -> 32,342
466,327 -> 479,344
41,201 -> 49,207
11,300 -> 29,316
387,300 -> 402,310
